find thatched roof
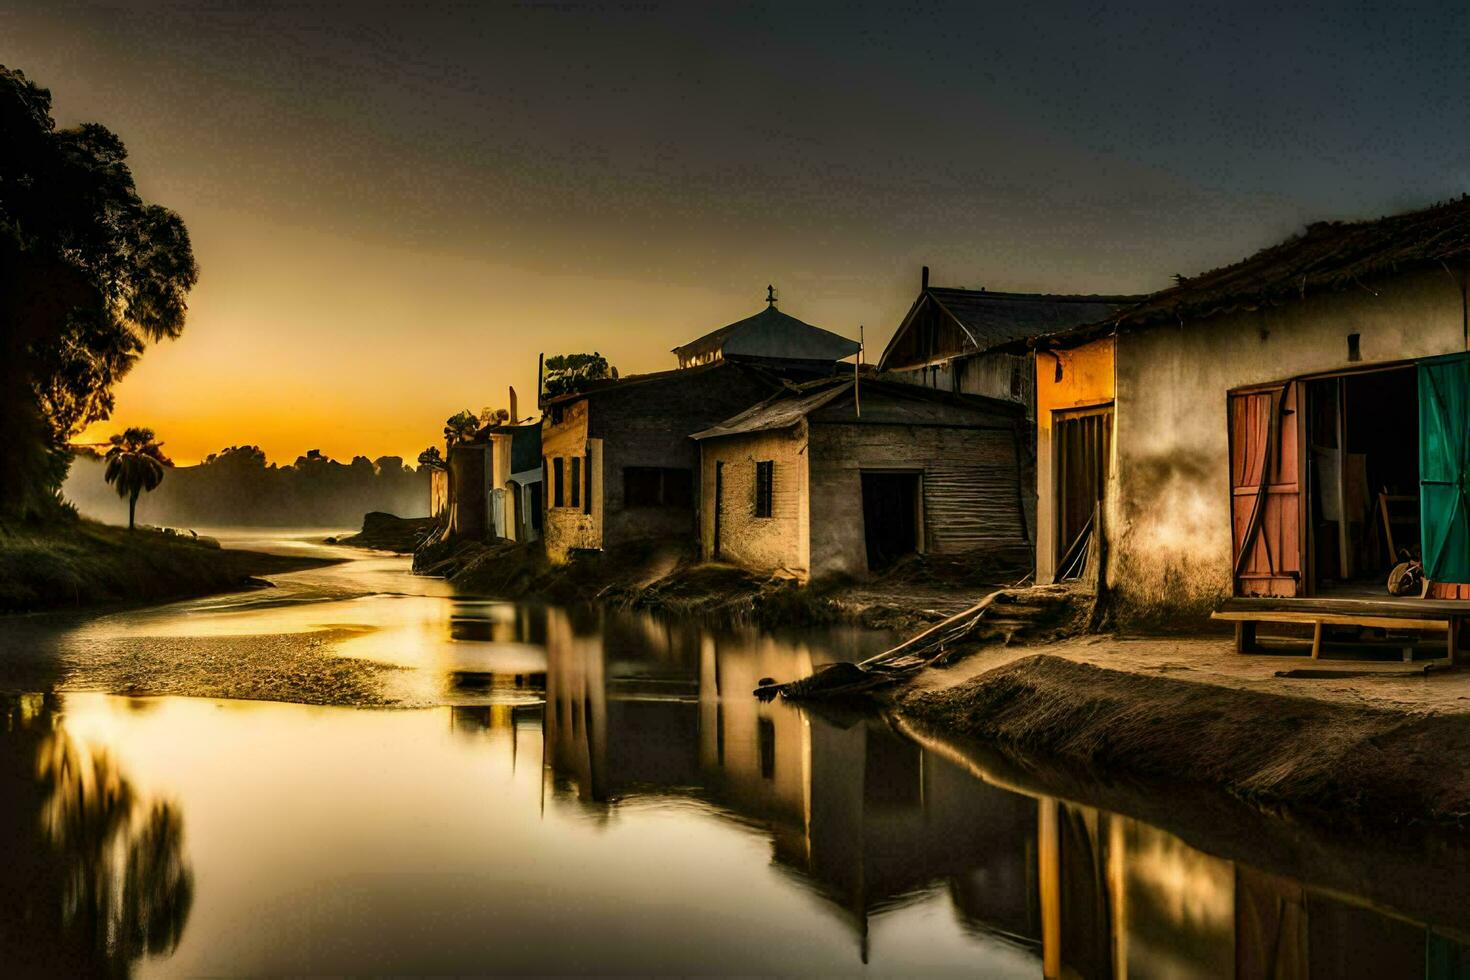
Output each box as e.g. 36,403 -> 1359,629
1008,196 -> 1470,352
1118,196 -> 1470,328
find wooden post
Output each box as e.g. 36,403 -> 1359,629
1235,620 -> 1257,654
1311,620 -> 1323,659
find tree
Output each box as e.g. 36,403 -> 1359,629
0,65 -> 198,519
417,446 -> 446,470
443,410 -> 478,449
478,406 -> 510,426
542,352 -> 616,400
103,427 -> 170,530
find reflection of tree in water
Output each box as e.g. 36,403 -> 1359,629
0,694 -> 193,977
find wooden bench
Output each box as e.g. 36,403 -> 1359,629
1212,597 -> 1465,663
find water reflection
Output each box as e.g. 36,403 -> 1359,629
535,606 -> 1470,976
9,595 -> 1470,974
0,694 -> 193,977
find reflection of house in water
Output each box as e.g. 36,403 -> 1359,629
536,611 -> 1470,974
445,600 -> 548,701
1034,797 -> 1470,978
543,613 -> 1042,957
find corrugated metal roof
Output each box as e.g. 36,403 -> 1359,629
692,377 -> 1021,440
926,288 -> 1138,350
691,379 -> 851,439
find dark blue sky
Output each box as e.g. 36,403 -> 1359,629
6,1 -> 1469,459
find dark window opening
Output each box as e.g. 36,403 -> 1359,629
552,457 -> 565,508
583,451 -> 592,514
623,466 -> 694,508
860,471 -> 921,571
754,461 -> 774,518
1347,333 -> 1362,362
1010,357 -> 1024,398
569,456 -> 581,508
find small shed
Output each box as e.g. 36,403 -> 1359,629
692,378 -> 1030,580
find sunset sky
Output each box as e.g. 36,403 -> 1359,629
8,2 -> 1470,464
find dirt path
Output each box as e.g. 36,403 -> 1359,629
908,632 -> 1470,716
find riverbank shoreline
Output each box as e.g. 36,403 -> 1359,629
889,636 -> 1470,828
0,519 -> 342,614
327,511 -> 436,554
413,535 -> 1023,632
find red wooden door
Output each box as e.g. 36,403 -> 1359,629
1229,382 -> 1303,596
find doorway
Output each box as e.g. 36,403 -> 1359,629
861,471 -> 921,571
1053,406 -> 1112,579
1304,367 -> 1419,594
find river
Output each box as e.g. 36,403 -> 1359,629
3,529 -> 1468,976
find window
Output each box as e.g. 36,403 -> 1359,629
623,466 -> 694,508
1010,356 -> 1024,398
754,461 -> 774,518
569,456 -> 581,508
552,457 -> 565,508
583,451 -> 592,514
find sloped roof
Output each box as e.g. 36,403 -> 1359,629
542,361 -> 716,406
928,288 -> 1137,348
878,286 -> 1140,369
692,376 -> 1020,440
674,304 -> 860,363
1109,196 -> 1470,328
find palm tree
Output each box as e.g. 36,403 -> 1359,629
103,428 -> 170,530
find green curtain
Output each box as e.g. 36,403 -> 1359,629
1419,353 -> 1470,583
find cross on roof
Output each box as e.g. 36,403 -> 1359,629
766,284 -> 778,307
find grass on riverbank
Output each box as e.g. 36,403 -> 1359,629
903,653 -> 1470,828
0,518 -> 337,613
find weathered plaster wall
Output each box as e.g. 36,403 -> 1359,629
698,425 -> 810,577
1111,266 -> 1467,622
430,468 -> 448,518
542,399 -> 601,563
807,421 -> 1028,579
1034,336 -> 1116,584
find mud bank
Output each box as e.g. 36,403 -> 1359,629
0,519 -> 340,613
329,511 -> 436,554
415,536 -> 1013,631
901,653 -> 1470,828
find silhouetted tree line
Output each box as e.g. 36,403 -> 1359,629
65,446 -> 431,528
0,64 -> 198,520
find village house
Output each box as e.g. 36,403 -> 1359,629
691,377 -> 1030,581
1025,198 -> 1470,654
877,266 -> 1137,417
444,389 -> 543,542
539,293 -> 859,564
